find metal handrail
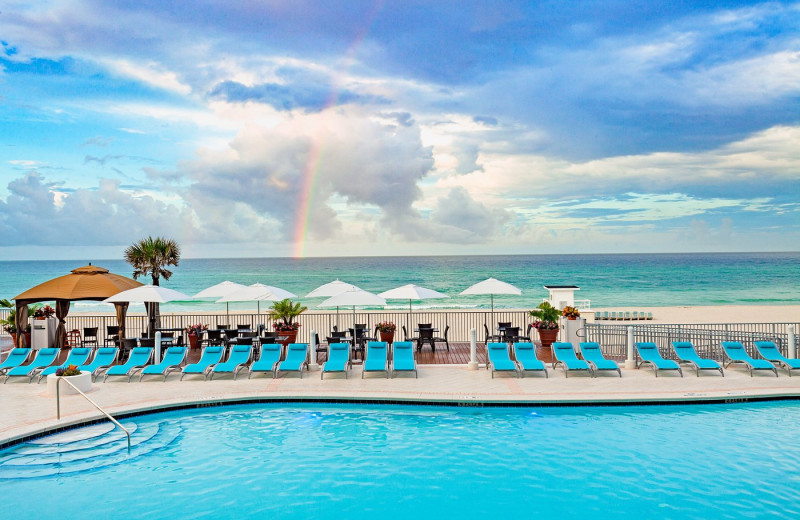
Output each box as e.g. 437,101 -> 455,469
56,376 -> 131,453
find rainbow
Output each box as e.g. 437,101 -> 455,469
291,1 -> 385,258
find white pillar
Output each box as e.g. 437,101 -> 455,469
789,325 -> 796,359
308,329 -> 319,370
624,326 -> 636,369
154,331 -> 162,364
468,328 -> 478,370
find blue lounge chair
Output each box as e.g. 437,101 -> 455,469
391,341 -> 417,378
362,341 -> 389,378
634,342 -> 682,377
181,346 -> 224,380
4,348 -> 60,383
77,347 -> 118,381
487,342 -> 518,378
754,341 -> 799,376
721,341 -> 778,377
276,343 -> 309,378
513,342 -> 547,378
210,344 -> 252,380
250,344 -> 282,379
0,348 -> 32,376
321,342 -> 352,379
671,341 -> 723,377
552,342 -> 593,377
103,347 -> 153,382
37,347 -> 93,382
139,346 -> 188,382
579,342 -> 621,377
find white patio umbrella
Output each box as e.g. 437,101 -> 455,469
104,285 -> 193,361
306,279 -> 361,327
460,277 -> 522,326
217,283 -> 297,315
378,284 -> 448,332
318,289 -> 386,338
193,281 -> 247,322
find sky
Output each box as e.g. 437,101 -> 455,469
0,0 -> 799,260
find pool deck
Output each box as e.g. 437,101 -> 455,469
2,363 -> 800,447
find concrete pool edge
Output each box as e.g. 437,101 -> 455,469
4,389 -> 800,451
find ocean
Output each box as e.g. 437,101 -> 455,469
0,253 -> 798,314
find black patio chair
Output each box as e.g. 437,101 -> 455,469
204,329 -> 223,346
502,326 -> 520,343
105,325 -> 120,347
417,327 -> 436,352
82,327 -> 99,348
433,325 -> 450,351
484,323 -> 501,345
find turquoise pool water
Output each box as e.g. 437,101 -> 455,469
2,402 -> 800,519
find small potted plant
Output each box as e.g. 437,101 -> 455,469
185,323 -> 207,350
268,299 -> 308,346
33,305 -> 56,320
529,302 -> 561,363
562,306 -> 580,320
47,363 -> 92,396
1,299 -> 33,347
377,321 -> 396,345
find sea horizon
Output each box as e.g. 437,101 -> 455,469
2,252 -> 798,313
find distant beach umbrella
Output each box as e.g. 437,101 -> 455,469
193,281 -> 247,322
306,279 -> 361,326
318,289 -> 386,332
103,285 -> 193,347
218,283 -> 297,315
378,284 -> 448,332
460,278 -> 522,325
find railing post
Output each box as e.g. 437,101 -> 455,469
154,331 -> 162,364
468,328 -> 478,370
56,377 -> 61,420
625,326 -> 636,369
789,325 -> 796,359
309,329 -> 319,370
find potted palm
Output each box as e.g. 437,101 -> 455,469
377,321 -> 396,345
530,302 -> 561,363
268,299 -> 307,346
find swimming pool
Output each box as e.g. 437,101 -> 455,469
2,402 -> 799,519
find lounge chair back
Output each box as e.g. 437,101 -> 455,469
252,344 -> 282,373
487,342 -> 517,377
578,342 -> 621,375
391,341 -> 417,378
209,344 -> 253,380
754,341 -> 800,374
513,342 -> 546,377
124,347 -> 154,367
151,347 -> 187,368
635,342 -> 681,376
321,342 -> 350,379
78,347 -> 118,374
552,342 -> 592,376
0,348 -> 32,372
180,346 -> 223,379
363,341 -> 389,377
276,343 -> 309,377
670,341 -> 723,376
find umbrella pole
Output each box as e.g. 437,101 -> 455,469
408,299 -> 412,337
491,294 -> 495,329
226,302 -> 230,325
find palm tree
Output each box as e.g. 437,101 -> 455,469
124,236 -> 181,334
124,236 -> 181,286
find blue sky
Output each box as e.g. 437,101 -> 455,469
0,1 -> 798,260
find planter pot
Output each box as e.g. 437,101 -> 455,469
47,372 -> 92,397
277,329 -> 298,347
379,331 -> 395,345
536,328 -> 559,364
188,333 -> 199,350
10,332 -> 32,348
567,317 -> 577,321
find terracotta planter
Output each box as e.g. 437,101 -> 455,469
278,329 -> 298,347
188,333 -> 199,350
379,331 -> 395,345
10,332 -> 32,348
536,328 -> 559,364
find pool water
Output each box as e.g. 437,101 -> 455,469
3,402 -> 800,519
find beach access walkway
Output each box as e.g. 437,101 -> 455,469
2,362 -> 800,448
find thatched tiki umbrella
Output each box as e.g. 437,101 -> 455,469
13,264 -> 143,348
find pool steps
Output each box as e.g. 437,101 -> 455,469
0,420 -> 181,479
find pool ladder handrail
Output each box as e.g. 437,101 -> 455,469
55,376 -> 131,454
